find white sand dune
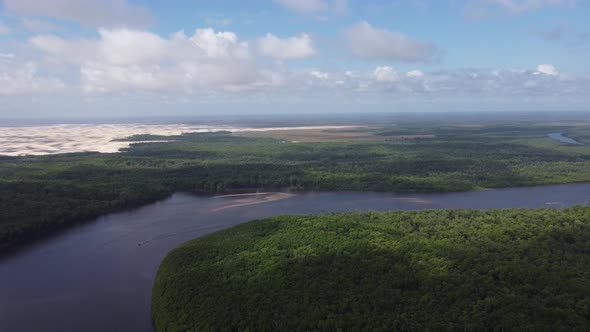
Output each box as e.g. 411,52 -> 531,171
0,124 -> 359,156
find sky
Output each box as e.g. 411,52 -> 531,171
0,0 -> 589,118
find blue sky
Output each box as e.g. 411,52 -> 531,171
0,0 -> 589,117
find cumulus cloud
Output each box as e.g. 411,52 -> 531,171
3,0 -> 154,28
310,70 -> 329,80
406,70 -> 425,78
535,64 -> 559,76
30,28 -> 277,93
258,33 -> 316,60
0,59 -> 65,95
344,22 -> 438,62
373,66 -> 400,82
20,25 -> 590,105
97,29 -> 168,65
281,64 -> 589,103
30,34 -> 97,63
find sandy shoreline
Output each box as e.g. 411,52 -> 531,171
211,192 -> 294,212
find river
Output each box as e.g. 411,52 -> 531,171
1,183 -> 590,331
548,132 -> 584,145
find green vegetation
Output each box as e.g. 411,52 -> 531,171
152,207 -> 590,331
2,122 -> 590,248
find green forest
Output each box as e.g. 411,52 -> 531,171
152,207 -> 590,331
2,123 -> 590,248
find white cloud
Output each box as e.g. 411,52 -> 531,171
32,29 -> 171,66
18,25 -> 590,104
283,65 -> 589,103
0,20 -> 11,34
373,66 -> 400,82
30,27 -> 277,93
406,70 -> 425,78
536,64 -> 559,76
344,70 -> 357,78
258,33 -> 316,60
187,29 -> 249,59
344,22 -> 437,62
30,34 -> 97,63
98,29 -> 167,65
310,70 -> 329,79
4,0 -> 154,28
31,28 -> 251,66
0,60 -> 65,95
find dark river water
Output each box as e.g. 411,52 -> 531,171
1,183 -> 590,332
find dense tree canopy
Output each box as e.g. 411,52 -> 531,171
152,208 -> 590,331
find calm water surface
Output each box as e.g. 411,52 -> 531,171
1,183 -> 590,332
548,132 -> 583,145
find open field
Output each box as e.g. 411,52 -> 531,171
237,127 -> 378,142
238,127 -> 436,142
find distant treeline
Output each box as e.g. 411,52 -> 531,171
2,124 -> 590,248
